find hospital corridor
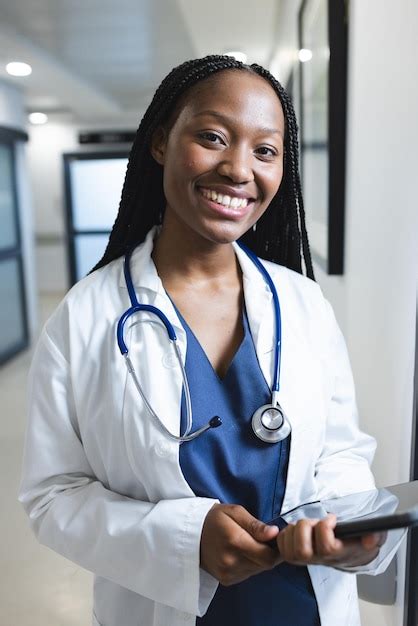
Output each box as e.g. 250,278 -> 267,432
0,1 -> 417,625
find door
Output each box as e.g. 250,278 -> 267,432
64,152 -> 128,285
0,129 -> 29,364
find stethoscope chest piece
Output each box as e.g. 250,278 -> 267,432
251,403 -> 291,443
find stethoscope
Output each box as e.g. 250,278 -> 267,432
117,242 -> 291,444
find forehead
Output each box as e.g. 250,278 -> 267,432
173,70 -> 285,133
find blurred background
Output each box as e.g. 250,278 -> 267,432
0,0 -> 417,624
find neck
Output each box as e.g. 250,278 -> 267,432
152,212 -> 240,287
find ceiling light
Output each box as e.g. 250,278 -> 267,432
298,49 -> 313,63
29,112 -> 48,125
225,51 -> 247,64
6,61 -> 32,76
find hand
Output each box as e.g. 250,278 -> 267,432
200,504 -> 282,586
276,514 -> 387,568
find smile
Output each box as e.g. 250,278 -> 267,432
199,187 -> 251,209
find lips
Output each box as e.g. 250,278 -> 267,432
197,186 -> 255,220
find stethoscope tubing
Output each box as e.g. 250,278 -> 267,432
117,241 -> 286,443
236,242 -> 281,394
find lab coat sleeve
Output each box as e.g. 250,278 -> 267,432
314,298 -> 377,501
18,328 -> 219,617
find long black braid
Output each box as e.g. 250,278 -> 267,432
91,55 -> 315,280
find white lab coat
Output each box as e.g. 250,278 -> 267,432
19,227 -> 390,626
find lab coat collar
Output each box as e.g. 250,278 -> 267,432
232,241 -> 275,356
117,226 -> 187,339
118,227 -> 273,298
118,226 -> 163,296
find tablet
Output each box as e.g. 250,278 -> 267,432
267,480 -> 418,539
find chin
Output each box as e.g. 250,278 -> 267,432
198,221 -> 248,245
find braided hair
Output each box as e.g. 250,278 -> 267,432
91,55 -> 315,279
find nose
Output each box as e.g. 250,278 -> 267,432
216,145 -> 254,184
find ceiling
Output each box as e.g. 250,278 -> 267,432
0,0 -> 282,124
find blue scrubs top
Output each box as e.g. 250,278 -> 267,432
177,305 -> 320,625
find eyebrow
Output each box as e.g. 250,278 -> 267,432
193,109 -> 283,137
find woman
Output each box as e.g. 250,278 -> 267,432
20,55 -> 383,626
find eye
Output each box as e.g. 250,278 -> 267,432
198,131 -> 225,144
255,145 -> 278,159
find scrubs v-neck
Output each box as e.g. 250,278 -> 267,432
177,306 -> 320,625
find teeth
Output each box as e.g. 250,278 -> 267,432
201,188 -> 249,209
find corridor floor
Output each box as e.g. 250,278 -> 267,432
0,295 -> 91,626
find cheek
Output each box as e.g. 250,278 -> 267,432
163,146 -> 205,207
168,143 -> 210,180
264,166 -> 284,201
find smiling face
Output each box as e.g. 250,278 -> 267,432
151,69 -> 285,246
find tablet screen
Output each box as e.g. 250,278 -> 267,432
268,480 -> 418,536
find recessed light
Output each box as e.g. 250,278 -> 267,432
225,51 -> 247,64
6,61 -> 32,77
29,112 -> 48,125
298,49 -> 313,63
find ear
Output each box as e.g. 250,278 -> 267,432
150,126 -> 168,165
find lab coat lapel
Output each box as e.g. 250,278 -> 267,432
118,226 -> 185,338
118,228 -> 187,441
233,243 -> 275,380
234,245 -> 316,514
235,247 -> 300,430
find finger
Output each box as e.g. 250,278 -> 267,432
225,505 -> 279,543
335,537 -> 380,567
227,529 -> 282,570
247,541 -> 283,569
282,524 -> 297,562
360,533 -> 383,551
221,510 -> 281,569
314,516 -> 343,558
292,519 -> 317,561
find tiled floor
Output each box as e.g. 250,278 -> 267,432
0,294 -> 92,626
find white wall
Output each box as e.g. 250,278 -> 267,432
27,115 -> 141,293
343,5 -> 417,622
0,79 -> 37,339
27,121 -> 77,293
273,2 -> 418,625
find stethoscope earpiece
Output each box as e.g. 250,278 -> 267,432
251,403 -> 291,443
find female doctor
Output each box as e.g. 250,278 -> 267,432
20,55 -> 384,626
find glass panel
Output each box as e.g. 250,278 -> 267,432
0,257 -> 25,356
301,0 -> 329,144
70,158 -> 127,231
301,0 -> 329,262
0,144 -> 18,249
303,147 -> 328,258
74,233 -> 110,281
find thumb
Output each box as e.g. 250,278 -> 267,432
227,506 -> 279,542
248,519 -> 279,542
